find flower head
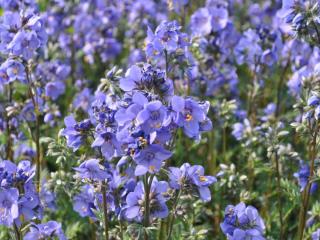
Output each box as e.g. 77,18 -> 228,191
124,179 -> 168,222
24,221 -> 66,240
133,144 -> 172,176
74,159 -> 109,181
220,202 -> 265,240
0,188 -> 19,226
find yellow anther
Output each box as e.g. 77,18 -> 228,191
12,68 -> 18,75
149,165 -> 155,172
199,176 -> 207,182
185,114 -> 193,121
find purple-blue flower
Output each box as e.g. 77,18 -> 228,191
220,202 -> 265,240
0,188 -> 19,226
0,59 -> 26,83
74,159 -> 109,181
171,96 -> 211,139
124,179 -> 168,222
294,162 -> 318,194
24,221 -> 66,240
169,163 -> 216,202
133,144 -> 172,176
61,116 -> 92,151
190,8 -> 212,36
312,228 -> 320,240
73,184 -> 96,218
92,132 -> 122,161
308,95 -> 320,107
45,81 -> 66,100
136,100 -> 167,133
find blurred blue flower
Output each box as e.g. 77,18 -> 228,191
24,221 -> 66,240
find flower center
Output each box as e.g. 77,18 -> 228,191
199,176 -> 207,182
149,165 -> 155,172
0,207 -> 5,215
185,113 -> 193,121
146,152 -> 155,160
138,137 -> 148,148
150,111 -> 160,120
12,68 -> 18,75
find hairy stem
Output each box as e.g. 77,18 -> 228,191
165,50 -> 169,75
144,174 -> 153,240
13,223 -> 21,240
275,60 -> 290,117
102,183 -> 109,240
297,126 -> 318,239
5,84 -> 13,161
25,64 -> 41,193
274,151 -> 284,239
166,190 -> 181,240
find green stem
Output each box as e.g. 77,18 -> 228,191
165,50 -> 169,75
13,223 -> 21,240
275,60 -> 290,117
166,190 -> 181,240
222,126 -> 227,163
158,219 -> 168,240
273,151 -> 284,239
102,183 -> 109,240
297,126 -> 318,239
144,174 -> 153,240
208,130 -> 216,175
119,220 -> 124,240
5,84 -> 13,161
25,64 -> 41,193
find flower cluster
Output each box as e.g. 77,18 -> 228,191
0,1 -> 47,86
59,18 -> 216,228
0,160 -> 39,226
220,202 -> 266,239
24,221 -> 66,240
145,21 -> 190,66
3,0 -> 320,239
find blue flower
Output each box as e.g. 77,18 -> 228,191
91,132 -> 122,161
136,100 -> 167,134
171,96 -> 211,139
119,65 -> 143,92
278,0 -> 295,21
294,162 -> 318,194
74,159 -> 109,181
207,3 -> 228,32
18,188 -> 40,222
45,81 -> 66,100
8,30 -> 40,60
0,188 -> 19,226
61,116 -> 92,151
145,21 -> 189,61
187,165 -> 217,201
24,221 -> 66,240
124,179 -> 168,221
190,8 -> 212,36
0,59 -> 26,84
169,163 -> 216,202
73,184 -> 96,218
40,180 -> 56,210
308,95 -> 320,107
220,202 -> 265,240
73,88 -> 92,112
133,144 -> 172,176
312,228 -> 320,240
0,160 -> 17,188
232,120 -> 251,141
